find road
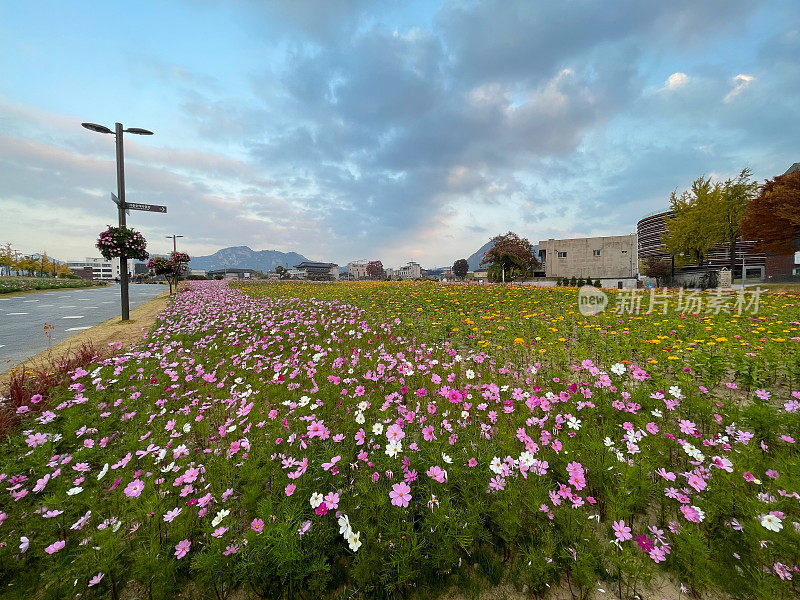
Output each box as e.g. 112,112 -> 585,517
0,283 -> 166,369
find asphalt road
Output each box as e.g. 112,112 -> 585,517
0,283 -> 166,369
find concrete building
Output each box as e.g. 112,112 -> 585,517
66,257 -> 134,280
398,261 -> 422,279
538,234 -> 637,288
385,268 -> 395,280
295,261 -> 339,280
207,268 -> 257,280
347,261 -> 369,280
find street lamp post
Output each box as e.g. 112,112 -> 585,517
166,234 -> 183,253
82,122 -> 153,321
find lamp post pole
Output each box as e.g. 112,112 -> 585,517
114,123 -> 132,320
82,121 -> 153,321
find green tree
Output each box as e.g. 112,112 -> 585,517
712,169 -> 758,272
452,258 -> 469,280
0,244 -> 13,276
275,265 -> 288,279
662,176 -> 721,267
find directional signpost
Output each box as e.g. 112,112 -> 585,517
110,193 -> 168,319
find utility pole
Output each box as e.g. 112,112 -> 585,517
166,234 -> 183,253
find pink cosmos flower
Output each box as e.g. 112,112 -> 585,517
324,492 -> 340,509
426,465 -> 447,483
174,539 -> 191,559
124,479 -> 145,498
164,508 -> 182,522
687,474 -> 706,492
612,520 -> 633,542
389,482 -> 412,508
285,483 -> 296,496
251,518 -> 264,533
45,540 -> 66,554
88,573 -> 105,587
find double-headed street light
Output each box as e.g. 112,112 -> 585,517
166,234 -> 184,253
82,122 -> 153,321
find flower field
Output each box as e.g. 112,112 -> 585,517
1,280 -> 799,599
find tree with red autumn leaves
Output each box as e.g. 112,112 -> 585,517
366,260 -> 385,280
480,232 -> 539,281
741,170 -> 800,255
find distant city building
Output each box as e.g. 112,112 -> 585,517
385,268 -> 395,279
294,261 -> 339,280
189,269 -> 207,277
346,261 -> 369,280
206,268 -> 258,280
66,257 -> 134,280
398,261 -> 422,279
538,234 -> 637,288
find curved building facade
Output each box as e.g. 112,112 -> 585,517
636,211 -> 771,279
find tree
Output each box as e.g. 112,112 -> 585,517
741,169 -> 800,255
0,244 -> 13,276
480,232 -> 539,281
452,258 -> 469,280
366,260 -> 385,280
662,177 -> 720,268
640,257 -> 673,287
663,170 -> 757,272
275,265 -> 288,279
147,252 -> 190,295
711,169 -> 758,272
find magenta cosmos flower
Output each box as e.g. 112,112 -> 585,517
389,482 -> 412,507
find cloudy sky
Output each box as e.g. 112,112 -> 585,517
1,1 -> 799,268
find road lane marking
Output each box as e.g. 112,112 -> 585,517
62,315 -> 85,319
23,299 -> 39,302
7,312 -> 28,315
66,326 -> 93,331
83,306 -> 99,309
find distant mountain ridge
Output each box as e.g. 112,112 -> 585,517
190,246 -> 309,272
464,238 -> 539,271
466,239 -> 495,271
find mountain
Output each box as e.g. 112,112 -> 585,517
466,239 -> 495,271
464,239 -> 539,271
190,246 -> 310,272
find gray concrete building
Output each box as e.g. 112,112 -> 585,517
538,234 -> 637,286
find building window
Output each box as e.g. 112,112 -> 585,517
593,249 -> 601,257
621,250 -> 628,254
557,251 -> 567,258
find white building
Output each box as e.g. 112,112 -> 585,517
66,257 -> 134,280
347,261 -> 369,280
398,262 -> 422,279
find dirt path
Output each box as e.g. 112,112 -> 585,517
0,289 -> 171,385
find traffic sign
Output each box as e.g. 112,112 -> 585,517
126,202 -> 167,213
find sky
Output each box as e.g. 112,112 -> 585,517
1,0 -> 799,268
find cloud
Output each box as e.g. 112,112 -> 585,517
723,74 -> 755,103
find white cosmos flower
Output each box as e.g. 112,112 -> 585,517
298,396 -> 310,407
310,492 -> 324,509
347,530 -> 362,552
761,514 -> 783,532
67,486 -> 83,496
385,440 -> 402,458
465,369 -> 475,379
668,386 -> 683,399
355,412 -> 365,424
357,401 -> 369,411
442,453 -> 452,464
518,451 -> 534,469
489,456 -> 503,474
338,514 -> 352,538
372,423 -> 384,436
610,363 -> 626,376
603,437 -> 615,447
19,536 -> 29,553
97,463 -> 109,480
651,409 -> 663,418
567,416 -> 581,430
183,423 -> 191,433
211,509 -> 230,527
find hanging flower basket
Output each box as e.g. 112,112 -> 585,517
96,226 -> 149,261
